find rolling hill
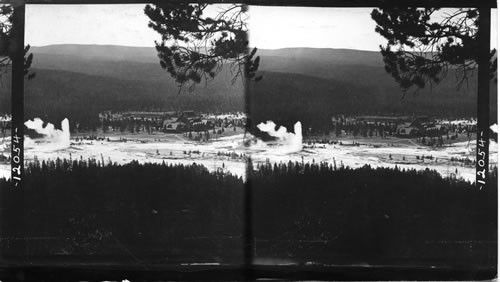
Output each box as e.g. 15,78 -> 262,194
0,44 -> 495,130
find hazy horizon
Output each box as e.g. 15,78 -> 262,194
30,43 -> 386,52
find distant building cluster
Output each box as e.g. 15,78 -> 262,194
97,110 -> 246,134
331,115 -> 477,145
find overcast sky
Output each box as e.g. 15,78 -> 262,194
248,6 -> 387,50
25,4 -> 497,51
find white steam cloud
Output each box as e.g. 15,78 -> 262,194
24,118 -> 70,150
490,123 -> 498,134
257,121 -> 303,154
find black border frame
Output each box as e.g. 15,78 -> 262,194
2,0 -> 497,280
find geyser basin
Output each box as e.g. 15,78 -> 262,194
24,118 -> 71,150
256,121 -> 303,154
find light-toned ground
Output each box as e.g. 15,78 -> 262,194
0,131 -> 497,182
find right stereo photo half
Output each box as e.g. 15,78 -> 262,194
245,5 -> 498,272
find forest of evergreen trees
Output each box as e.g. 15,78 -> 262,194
1,159 -> 244,263
251,161 -> 496,266
0,159 -> 496,267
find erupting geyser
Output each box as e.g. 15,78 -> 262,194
24,118 -> 71,150
257,121 -> 303,154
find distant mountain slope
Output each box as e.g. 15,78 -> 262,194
249,71 -> 479,132
257,48 -> 384,67
30,44 -> 484,97
253,47 -> 496,124
31,44 -> 159,63
27,44 -> 480,90
30,45 -> 389,84
0,67 -> 244,129
32,45 -> 384,66
0,44 -> 494,127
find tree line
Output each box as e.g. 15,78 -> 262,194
0,159 -> 495,267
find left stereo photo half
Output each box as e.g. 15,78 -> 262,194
1,3 -> 248,266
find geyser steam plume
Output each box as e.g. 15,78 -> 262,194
257,121 -> 303,153
24,118 -> 70,150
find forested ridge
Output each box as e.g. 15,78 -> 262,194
0,45 -> 494,132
